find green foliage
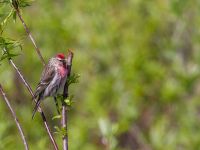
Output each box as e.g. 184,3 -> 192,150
18,0 -> 32,8
52,115 -> 61,120
12,10 -> 16,22
64,95 -> 74,107
67,73 -> 80,86
1,0 -> 200,150
54,126 -> 67,137
0,9 -> 14,33
0,0 -> 10,4
0,37 -> 21,63
10,0 -> 32,9
0,37 -> 22,49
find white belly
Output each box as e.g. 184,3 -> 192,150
43,73 -> 67,97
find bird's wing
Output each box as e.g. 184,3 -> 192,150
33,60 -> 55,99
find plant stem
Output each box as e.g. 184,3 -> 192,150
4,47 -> 59,150
62,50 -> 74,150
9,1 -> 59,148
62,104 -> 68,150
14,8 -> 45,66
0,84 -> 29,150
9,59 -> 59,150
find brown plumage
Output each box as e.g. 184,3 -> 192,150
32,54 -> 67,118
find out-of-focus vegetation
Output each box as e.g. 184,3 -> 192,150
1,0 -> 200,149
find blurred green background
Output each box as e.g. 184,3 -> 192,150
1,0 -> 200,149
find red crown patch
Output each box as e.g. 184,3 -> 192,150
56,53 -> 65,59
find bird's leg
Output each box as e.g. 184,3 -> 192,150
54,96 -> 60,114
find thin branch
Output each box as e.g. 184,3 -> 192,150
3,48 -> 59,150
61,104 -> 67,150
12,2 -> 45,65
3,1 -> 58,149
0,84 -> 29,150
62,50 -> 74,150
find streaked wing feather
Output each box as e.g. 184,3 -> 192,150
33,60 -> 55,98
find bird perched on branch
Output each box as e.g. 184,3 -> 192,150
32,53 -> 68,118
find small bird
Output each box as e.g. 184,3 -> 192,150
32,53 -> 68,118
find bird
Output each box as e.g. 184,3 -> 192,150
32,53 -> 68,118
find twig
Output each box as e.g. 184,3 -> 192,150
12,1 -> 45,65
62,50 -> 74,150
3,47 -> 59,150
0,84 -> 29,150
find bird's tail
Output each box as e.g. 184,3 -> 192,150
32,98 -> 42,119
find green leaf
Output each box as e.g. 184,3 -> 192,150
61,127 -> 67,137
0,37 -> 21,63
12,11 -> 16,23
52,115 -> 61,120
0,9 -> 14,33
0,53 -> 19,61
64,98 -> 70,105
67,73 -> 80,85
64,95 -> 74,106
0,0 -> 10,4
18,0 -> 33,8
0,36 -> 22,50
54,126 -> 61,135
54,126 -> 66,136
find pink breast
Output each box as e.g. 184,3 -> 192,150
59,66 -> 67,77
